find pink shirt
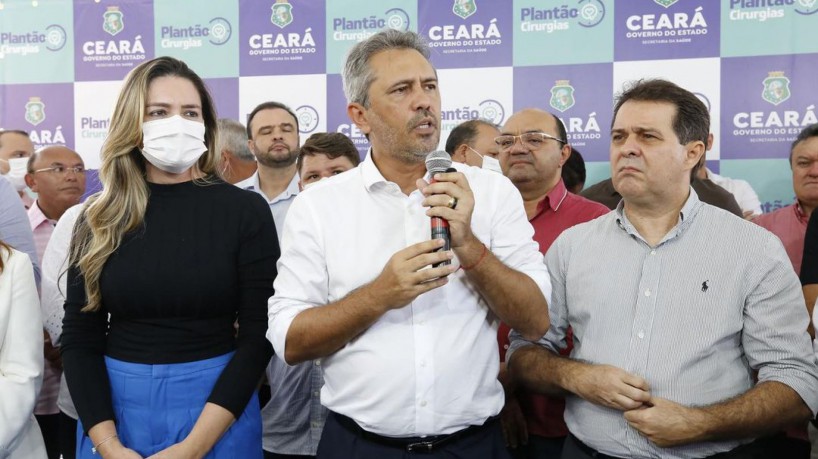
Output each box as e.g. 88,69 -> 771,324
27,201 -> 61,415
753,203 -> 808,274
27,201 -> 56,265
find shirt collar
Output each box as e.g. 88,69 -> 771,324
795,202 -> 808,223
28,200 -> 55,230
615,187 -> 703,246
360,148 -> 433,194
243,170 -> 300,203
535,179 -> 569,216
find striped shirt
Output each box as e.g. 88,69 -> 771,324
509,189 -> 818,458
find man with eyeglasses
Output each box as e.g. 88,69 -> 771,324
495,108 -> 608,459
23,145 -> 85,459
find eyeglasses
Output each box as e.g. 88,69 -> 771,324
494,132 -> 566,151
33,165 -> 85,175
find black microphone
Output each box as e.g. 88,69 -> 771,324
425,151 -> 452,267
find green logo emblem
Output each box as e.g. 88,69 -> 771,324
762,72 -> 791,106
271,2 -> 294,29
103,6 -> 124,36
25,97 -> 45,126
550,80 -> 575,113
453,0 -> 477,19
654,0 -> 678,8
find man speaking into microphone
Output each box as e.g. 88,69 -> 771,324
268,29 -> 550,459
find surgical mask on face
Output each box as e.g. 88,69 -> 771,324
0,157 -> 29,191
141,115 -> 207,175
467,146 -> 502,174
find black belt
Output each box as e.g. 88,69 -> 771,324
568,434 -> 627,459
332,412 -> 498,453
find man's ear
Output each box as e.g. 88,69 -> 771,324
25,173 -> 38,192
347,103 -> 371,136
685,141 -> 706,171
452,144 -> 469,164
558,144 -> 572,168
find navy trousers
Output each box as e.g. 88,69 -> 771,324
317,412 -> 511,459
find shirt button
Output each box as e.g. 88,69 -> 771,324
644,289 -> 651,297
314,360 -> 321,366
503,344 -> 509,350
418,320 -> 425,326
420,401 -> 427,407
650,250 -> 656,256
420,360 -> 426,367
637,330 -> 645,339
313,391 -> 320,397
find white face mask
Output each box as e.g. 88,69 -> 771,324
467,146 -> 502,174
141,115 -> 207,175
0,157 -> 29,191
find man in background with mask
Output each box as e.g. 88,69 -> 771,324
297,132 -> 360,191
0,129 -> 35,208
446,119 -> 502,173
496,108 -> 608,459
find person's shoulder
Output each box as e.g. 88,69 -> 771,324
751,204 -> 794,227
699,203 -> 780,243
565,192 -> 611,218
2,246 -> 33,275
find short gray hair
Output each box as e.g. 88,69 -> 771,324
216,118 -> 254,162
342,29 -> 431,108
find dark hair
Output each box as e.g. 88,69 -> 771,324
790,123 -> 818,164
297,132 -> 361,174
444,119 -> 497,154
246,101 -> 299,139
552,112 -> 568,144
613,79 -> 709,147
562,147 -> 586,193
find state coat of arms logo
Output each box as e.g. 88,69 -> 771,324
271,1 -> 294,29
550,80 -> 576,113
654,0 -> 678,8
453,0 -> 477,19
25,97 -> 46,126
103,6 -> 124,36
762,72 -> 791,106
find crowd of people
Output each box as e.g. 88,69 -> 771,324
2,29 -> 818,459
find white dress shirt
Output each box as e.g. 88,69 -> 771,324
40,203 -> 83,420
705,168 -> 762,216
0,248 -> 47,458
268,153 -> 550,437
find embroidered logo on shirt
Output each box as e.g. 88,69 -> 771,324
701,280 -> 709,292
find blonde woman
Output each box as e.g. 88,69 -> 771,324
0,239 -> 48,458
61,57 -> 278,459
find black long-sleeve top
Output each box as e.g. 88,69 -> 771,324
61,179 -> 278,431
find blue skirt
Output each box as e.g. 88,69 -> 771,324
77,353 -> 262,458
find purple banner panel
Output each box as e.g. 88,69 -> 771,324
326,74 -> 370,159
1,83 -> 75,151
721,54 -> 818,160
239,0 -> 326,76
74,0 -> 154,81
204,77 -> 240,121
418,0 -> 512,69
614,0 -> 719,61
513,63 -> 613,162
